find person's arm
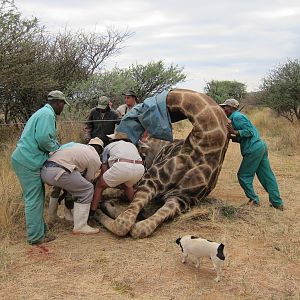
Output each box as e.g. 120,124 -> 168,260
227,123 -> 240,136
35,113 -> 60,152
111,110 -> 121,124
100,163 -> 108,175
116,105 -> 123,118
84,110 -> 94,142
85,160 -> 102,182
233,115 -> 255,138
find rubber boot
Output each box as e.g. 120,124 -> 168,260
64,205 -> 74,222
73,203 -> 99,234
48,197 -> 59,223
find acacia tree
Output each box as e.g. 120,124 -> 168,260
66,61 -> 186,112
0,0 -> 131,123
48,28 -> 132,89
204,80 -> 247,103
0,0 -> 52,123
260,59 -> 300,122
127,61 -> 186,101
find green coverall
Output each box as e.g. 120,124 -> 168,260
229,111 -> 283,207
11,104 -> 60,244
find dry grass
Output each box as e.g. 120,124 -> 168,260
247,108 -> 300,154
0,109 -> 299,299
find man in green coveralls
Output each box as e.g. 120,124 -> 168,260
220,98 -> 284,210
11,90 -> 69,244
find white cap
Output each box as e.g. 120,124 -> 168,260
219,98 -> 239,109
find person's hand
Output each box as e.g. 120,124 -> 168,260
226,123 -> 237,135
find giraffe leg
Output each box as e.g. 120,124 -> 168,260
94,189 -> 152,236
94,207 -> 137,236
130,197 -> 181,238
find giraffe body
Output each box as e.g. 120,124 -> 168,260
95,89 -> 229,238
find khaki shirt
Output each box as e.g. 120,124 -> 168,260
48,144 -> 101,182
116,104 -> 136,117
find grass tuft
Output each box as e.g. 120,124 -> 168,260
112,280 -> 135,297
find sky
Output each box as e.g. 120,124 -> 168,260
15,0 -> 300,92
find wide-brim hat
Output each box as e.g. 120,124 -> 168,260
88,137 -> 104,148
48,90 -> 70,106
122,90 -> 137,98
107,132 -> 130,141
219,98 -> 239,109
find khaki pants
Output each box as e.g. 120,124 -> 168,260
41,166 -> 93,204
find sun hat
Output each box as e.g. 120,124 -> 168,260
107,132 -> 130,140
122,90 -> 137,98
47,90 -> 70,105
219,98 -> 239,109
88,137 -> 104,148
97,96 -> 109,109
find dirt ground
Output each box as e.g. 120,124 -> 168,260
0,142 -> 299,299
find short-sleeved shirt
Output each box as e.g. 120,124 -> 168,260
102,140 -> 142,167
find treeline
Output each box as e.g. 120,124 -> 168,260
205,59 -> 300,123
0,0 -> 186,123
1,1 -> 299,124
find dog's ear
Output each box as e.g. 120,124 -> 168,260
175,237 -> 181,245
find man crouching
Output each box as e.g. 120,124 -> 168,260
89,132 -> 145,218
41,138 -> 104,235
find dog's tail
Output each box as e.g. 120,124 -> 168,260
217,243 -> 225,260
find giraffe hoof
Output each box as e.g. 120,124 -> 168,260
130,224 -> 148,239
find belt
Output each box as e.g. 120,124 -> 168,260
111,158 -> 143,165
44,161 -> 71,173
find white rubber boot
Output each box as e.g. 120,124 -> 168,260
73,203 -> 99,234
64,205 -> 74,222
48,197 -> 59,223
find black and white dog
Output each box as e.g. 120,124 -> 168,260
176,235 -> 225,282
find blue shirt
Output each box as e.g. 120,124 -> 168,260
229,110 -> 263,156
116,90 -> 172,145
11,104 -> 60,170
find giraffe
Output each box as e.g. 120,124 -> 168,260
95,89 -> 229,238
138,137 -> 182,170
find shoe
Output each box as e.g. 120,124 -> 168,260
247,199 -> 260,207
270,204 -> 284,211
30,233 -> 56,245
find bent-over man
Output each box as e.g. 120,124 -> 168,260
89,132 -> 145,217
41,138 -> 104,234
220,98 -> 284,210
